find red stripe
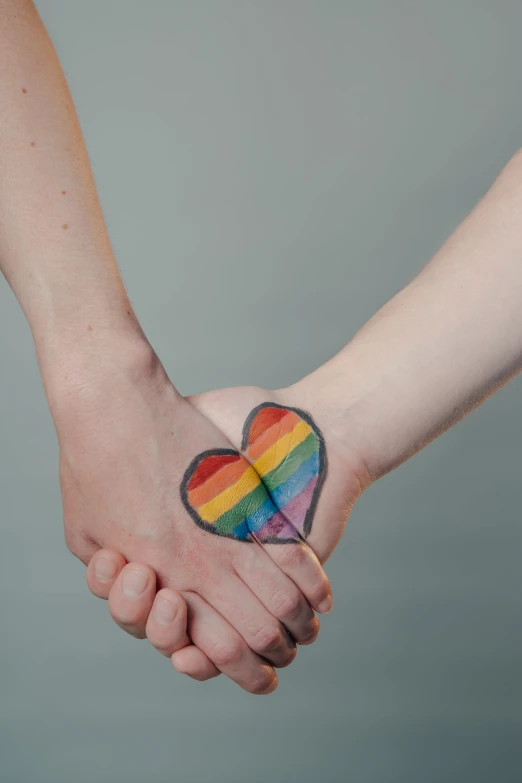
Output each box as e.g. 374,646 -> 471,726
248,407 -> 289,446
187,452 -> 241,491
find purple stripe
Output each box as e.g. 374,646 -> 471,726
279,474 -> 318,535
255,511 -> 297,543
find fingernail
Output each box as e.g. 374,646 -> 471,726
122,569 -> 149,599
94,556 -> 118,583
155,598 -> 178,626
317,596 -> 333,614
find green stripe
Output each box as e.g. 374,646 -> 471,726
213,483 -> 268,535
262,432 -> 319,492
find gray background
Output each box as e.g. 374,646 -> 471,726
1,1 -> 522,781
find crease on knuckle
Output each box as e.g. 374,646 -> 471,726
252,626 -> 283,654
207,639 -> 243,668
279,542 -> 306,570
270,588 -> 301,619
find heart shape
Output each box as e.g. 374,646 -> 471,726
180,403 -> 327,544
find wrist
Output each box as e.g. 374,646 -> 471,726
284,337 -> 424,485
279,372 -> 374,498
40,323 -> 168,427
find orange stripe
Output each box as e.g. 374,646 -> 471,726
246,410 -> 301,461
247,406 -> 289,445
188,458 -> 250,508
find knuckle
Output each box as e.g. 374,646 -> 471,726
270,588 -> 301,619
253,626 -> 283,654
207,639 -> 243,668
279,542 -> 306,570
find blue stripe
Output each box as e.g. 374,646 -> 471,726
244,497 -> 277,533
231,520 -> 251,541
270,451 -> 319,509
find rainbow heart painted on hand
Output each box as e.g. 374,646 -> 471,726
180,403 -> 327,544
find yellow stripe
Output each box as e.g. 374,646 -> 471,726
253,420 -> 312,477
198,467 -> 261,523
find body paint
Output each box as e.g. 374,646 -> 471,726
180,404 -> 327,544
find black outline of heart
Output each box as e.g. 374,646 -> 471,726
180,403 -> 327,543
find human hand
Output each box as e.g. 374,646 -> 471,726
188,384 -> 369,565
92,381 -> 370,683
52,340 -> 332,694
86,551 -> 222,683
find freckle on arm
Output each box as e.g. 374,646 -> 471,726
30,141 -> 35,147
61,190 -> 66,195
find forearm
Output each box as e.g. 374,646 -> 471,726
294,150 -> 522,479
0,1 -> 149,403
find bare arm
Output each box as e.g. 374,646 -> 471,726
0,0 -> 147,396
88,143 -> 522,682
295,150 -> 522,480
0,0 -> 333,695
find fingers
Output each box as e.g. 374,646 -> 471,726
88,551 -> 201,671
259,538 -> 332,615
184,592 -> 278,695
145,589 -> 190,657
201,576 -> 296,669
108,562 -> 157,639
171,646 -> 221,682
233,542 -> 320,645
86,549 -> 127,599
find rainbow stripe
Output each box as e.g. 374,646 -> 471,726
242,404 -> 326,541
181,450 -> 261,541
180,404 -> 326,543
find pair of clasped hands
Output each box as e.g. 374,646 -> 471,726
5,0 -> 522,702
57,344 -> 364,696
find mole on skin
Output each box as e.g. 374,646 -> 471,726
30,141 -> 35,147
22,87 -> 27,94
61,190 -> 66,195
61,223 -> 68,230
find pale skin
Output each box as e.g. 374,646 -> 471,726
4,1 -> 522,694
0,0 -> 337,695
95,149 -> 522,683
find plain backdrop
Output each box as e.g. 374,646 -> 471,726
2,2 -> 522,782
